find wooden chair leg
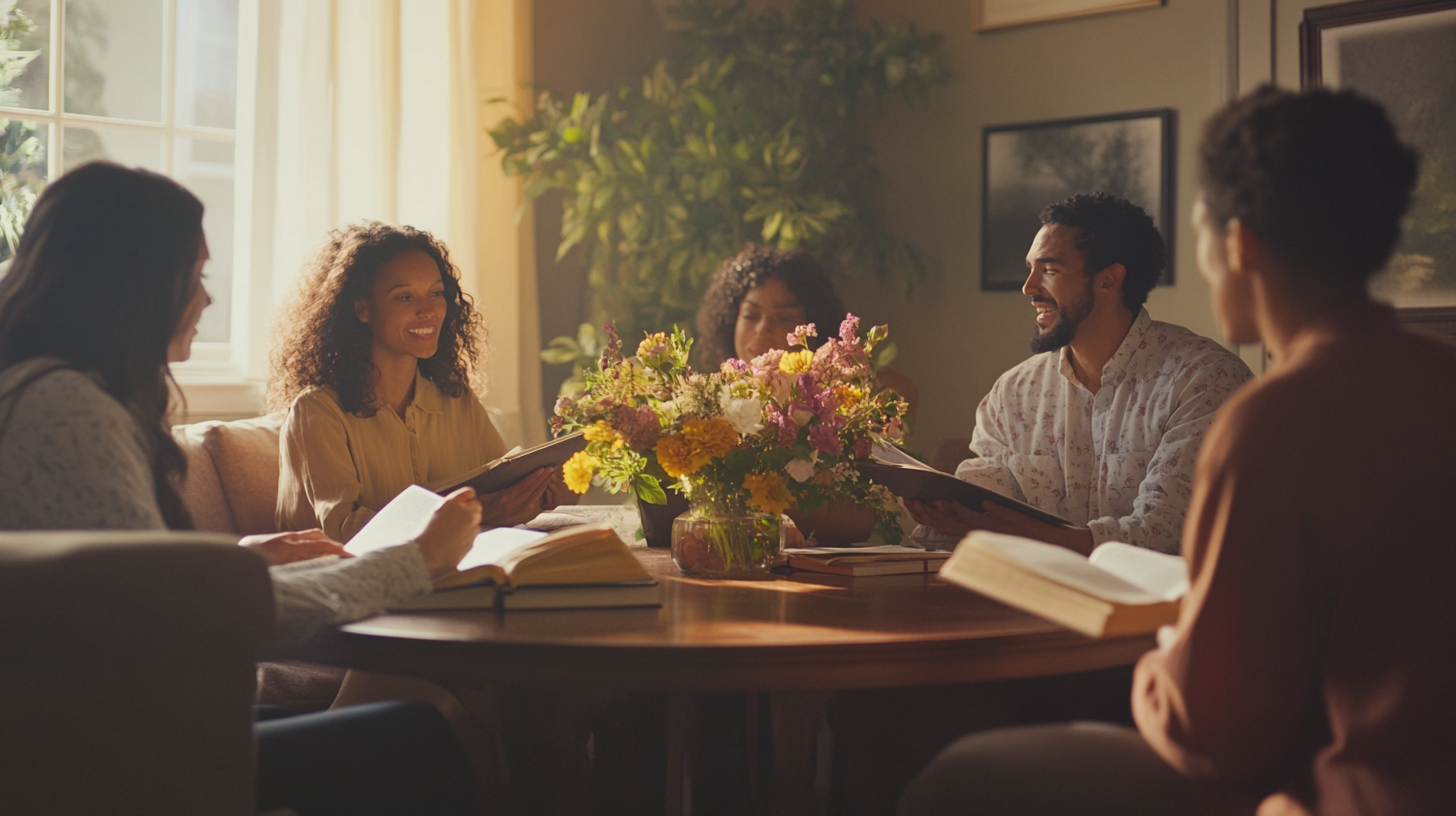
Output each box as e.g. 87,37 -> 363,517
768,690 -> 832,816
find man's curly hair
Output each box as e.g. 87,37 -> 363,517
695,244 -> 845,365
1199,85 -> 1418,290
267,222 -> 483,416
1040,192 -> 1167,312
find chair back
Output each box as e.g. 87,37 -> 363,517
0,531 -> 274,815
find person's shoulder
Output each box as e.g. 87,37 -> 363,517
3,359 -> 122,419
1144,318 -> 1253,380
281,385 -> 348,431
990,350 -> 1060,389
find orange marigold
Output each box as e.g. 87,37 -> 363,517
744,472 -> 793,515
655,417 -> 740,478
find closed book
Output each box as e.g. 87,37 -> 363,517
784,545 -> 951,577
859,442 -> 1074,528
939,532 -> 1187,638
429,432 -> 587,496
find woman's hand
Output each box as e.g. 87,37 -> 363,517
239,529 -> 350,566
539,467 -> 579,510
478,467 -> 553,527
415,487 -> 484,578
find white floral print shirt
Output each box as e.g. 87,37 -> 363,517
955,309 -> 1253,553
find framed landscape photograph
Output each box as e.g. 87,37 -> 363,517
1302,0 -> 1456,340
973,0 -> 1163,32
981,109 -> 1174,291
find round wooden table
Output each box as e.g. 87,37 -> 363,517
291,550 -> 1154,816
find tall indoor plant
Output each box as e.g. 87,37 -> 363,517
490,0 -> 949,385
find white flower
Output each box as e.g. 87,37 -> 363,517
785,457 -> 817,483
720,394 -> 765,435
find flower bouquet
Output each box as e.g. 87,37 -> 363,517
554,315 -> 909,577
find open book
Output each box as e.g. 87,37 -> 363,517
428,432 -> 587,496
939,531 -> 1187,638
783,545 -> 952,577
346,485 -> 657,610
860,441 -> 1074,528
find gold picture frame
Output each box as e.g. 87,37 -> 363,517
973,0 -> 1164,32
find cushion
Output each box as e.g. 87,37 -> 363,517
200,415 -> 284,536
174,424 -> 238,533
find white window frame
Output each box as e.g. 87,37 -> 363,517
0,0 -> 263,418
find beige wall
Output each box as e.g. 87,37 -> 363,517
531,0 -> 667,407
838,0 -> 1239,451
523,0 -> 1280,450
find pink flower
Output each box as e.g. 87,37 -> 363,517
720,358 -> 750,375
808,424 -> 843,455
553,395 -> 575,416
786,323 -> 817,349
839,314 -> 860,345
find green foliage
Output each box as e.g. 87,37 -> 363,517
498,0 -> 949,349
0,0 -> 41,260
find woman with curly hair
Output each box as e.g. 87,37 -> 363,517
695,244 -> 919,543
271,222 -> 563,541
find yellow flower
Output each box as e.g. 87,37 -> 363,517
779,349 -> 814,375
832,384 -> 863,410
655,417 -> 740,478
744,472 -> 793,515
583,421 -> 622,448
562,451 -> 598,493
637,332 -> 669,359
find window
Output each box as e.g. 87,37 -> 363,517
0,0 -> 240,359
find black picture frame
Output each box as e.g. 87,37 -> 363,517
1301,0 -> 1456,340
980,109 -> 1175,291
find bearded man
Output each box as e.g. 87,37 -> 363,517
910,193 -> 1252,554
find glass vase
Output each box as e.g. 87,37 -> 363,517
670,495 -> 783,578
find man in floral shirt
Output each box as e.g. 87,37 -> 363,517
909,193 -> 1252,554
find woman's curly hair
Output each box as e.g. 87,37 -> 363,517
694,244 -> 846,365
267,221 -> 483,416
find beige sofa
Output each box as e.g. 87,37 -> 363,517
174,415 -> 286,536
174,414 -> 346,712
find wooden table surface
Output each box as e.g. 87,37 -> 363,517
295,549 -> 1153,692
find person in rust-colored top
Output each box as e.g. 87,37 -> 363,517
901,87 -> 1456,816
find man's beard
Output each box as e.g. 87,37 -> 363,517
1029,286 -> 1094,353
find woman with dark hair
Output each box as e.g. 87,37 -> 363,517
270,222 -> 564,543
0,162 -> 484,815
696,244 -> 919,543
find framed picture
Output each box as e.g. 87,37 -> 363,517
974,0 -> 1163,31
981,109 -> 1175,291
1302,0 -> 1456,340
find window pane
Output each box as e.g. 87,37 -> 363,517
6,0 -> 51,112
174,0 -> 236,130
64,0 -> 163,121
175,137 -> 232,343
0,119 -> 47,261
62,125 -> 161,171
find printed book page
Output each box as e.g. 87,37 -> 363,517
344,485 -> 444,556
1087,542 -> 1188,602
969,532 -> 1165,606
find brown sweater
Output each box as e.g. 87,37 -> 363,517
1133,302 -> 1456,816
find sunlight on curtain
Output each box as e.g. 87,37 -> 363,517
237,0 -> 542,444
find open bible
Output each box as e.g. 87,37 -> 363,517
859,442 -> 1074,528
346,485 -> 658,611
428,432 -> 587,496
939,531 -> 1187,638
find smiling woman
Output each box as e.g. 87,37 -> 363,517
268,222 -> 564,543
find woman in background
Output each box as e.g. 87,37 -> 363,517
269,222 -> 566,542
0,162 -> 483,816
696,244 -> 919,543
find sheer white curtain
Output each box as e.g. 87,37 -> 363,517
236,0 -> 543,445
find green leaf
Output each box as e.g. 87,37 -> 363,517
761,210 -> 784,241
873,340 -> 898,369
562,125 -> 584,144
634,475 -> 668,505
